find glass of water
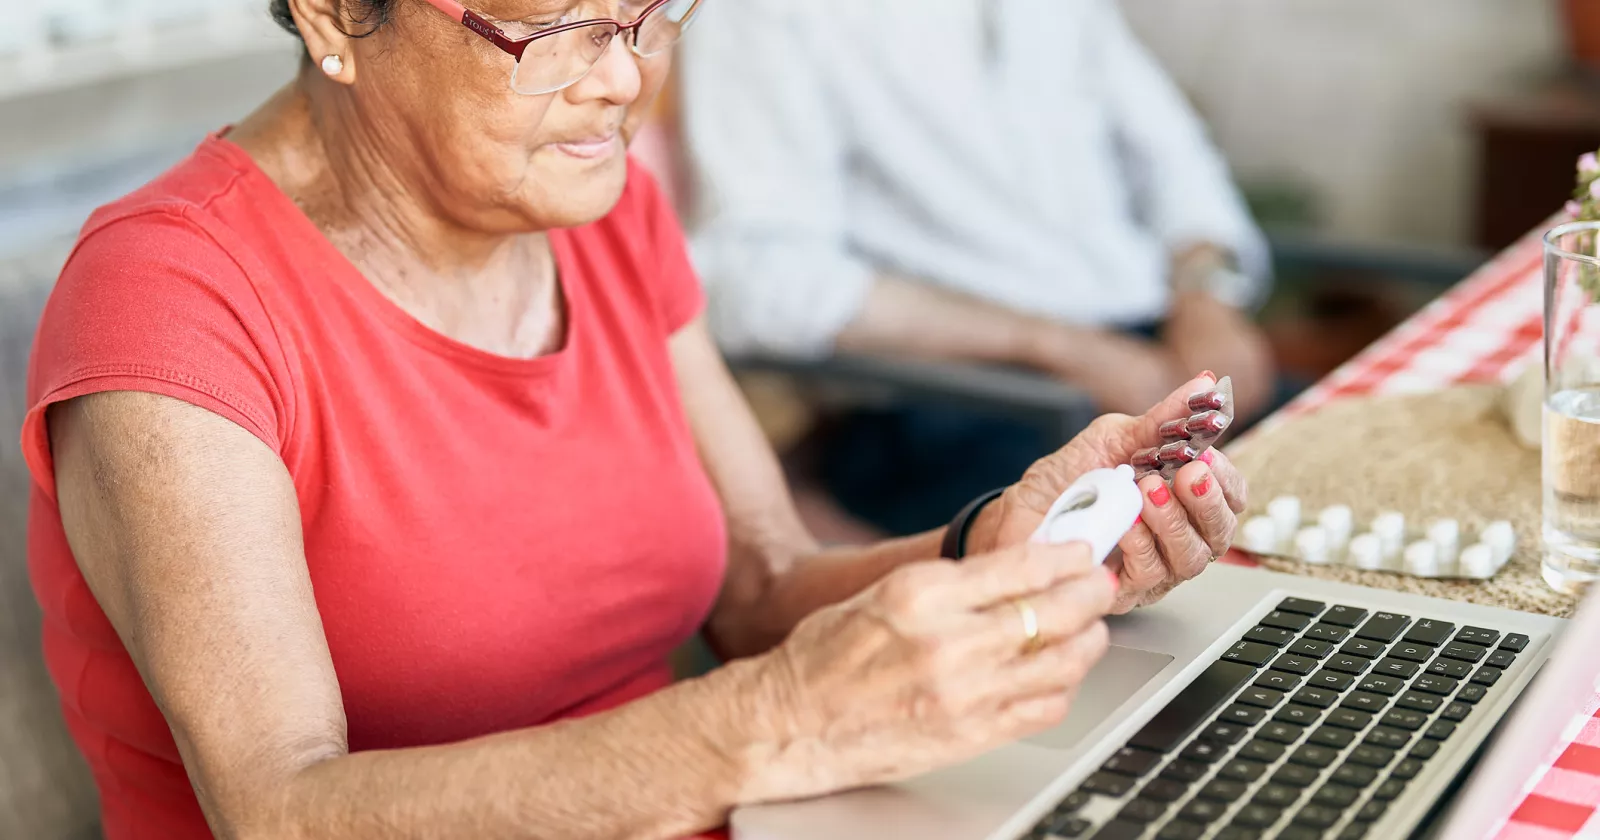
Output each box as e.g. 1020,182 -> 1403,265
1544,220 -> 1600,593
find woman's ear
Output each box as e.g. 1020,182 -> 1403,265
287,0 -> 359,84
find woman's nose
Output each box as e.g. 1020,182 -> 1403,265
568,27 -> 642,106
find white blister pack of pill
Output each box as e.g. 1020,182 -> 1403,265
1240,496 -> 1517,580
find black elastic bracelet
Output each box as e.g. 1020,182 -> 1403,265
938,487 -> 1007,560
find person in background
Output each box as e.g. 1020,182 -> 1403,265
682,0 -> 1280,535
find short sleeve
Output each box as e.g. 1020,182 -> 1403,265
625,157 -> 706,335
22,208 -> 290,502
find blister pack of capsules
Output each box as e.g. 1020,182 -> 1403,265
1240,497 -> 1517,580
1130,377 -> 1236,481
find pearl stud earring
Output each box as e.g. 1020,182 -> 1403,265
321,55 -> 344,77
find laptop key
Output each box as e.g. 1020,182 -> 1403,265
1216,828 -> 1264,840
1380,709 -> 1427,731
1340,638 -> 1386,660
1289,745 -> 1339,768
1358,674 -> 1406,696
1103,747 -> 1163,777
1403,619 -> 1456,647
1357,799 -> 1389,822
1310,670 -> 1355,692
1129,660 -> 1256,753
1312,784 -> 1362,808
1239,739 -> 1287,763
1392,758 -> 1425,780
1220,704 -> 1266,726
1244,625 -> 1297,647
1429,720 -> 1460,741
1117,798 -> 1168,823
1058,790 -> 1091,814
1057,816 -> 1094,838
1254,784 -> 1303,808
1217,760 -> 1268,783
1237,688 -> 1285,709
1410,739 -> 1441,761
1089,820 -> 1144,840
1223,641 -> 1280,668
1444,702 -> 1473,722
1198,779 -> 1249,801
1141,779 -> 1190,803
1324,605 -> 1369,627
1396,691 -> 1443,713
1293,804 -> 1344,828
1326,654 -> 1370,676
1500,633 -> 1530,653
1305,624 -> 1350,643
1412,676 -> 1458,696
1341,691 -> 1389,713
1182,741 -> 1227,764
1338,824 -> 1372,840
1274,704 -> 1322,726
1272,654 -> 1319,676
1331,763 -> 1379,787
1288,639 -> 1335,659
1442,642 -> 1488,663
1277,597 -> 1326,616
1309,726 -> 1356,749
1488,649 -> 1516,668
1202,722 -> 1249,745
1272,764 -> 1322,787
1233,804 -> 1282,828
1256,723 -> 1304,746
1374,657 -> 1420,679
1082,772 -> 1136,797
1326,709 -> 1374,730
1155,821 -> 1205,840
1292,687 -> 1339,709
1457,684 -> 1488,704
1374,778 -> 1408,800
1161,760 -> 1210,783
1365,727 -> 1412,749
1356,613 -> 1411,642
1257,670 -> 1304,692
1278,828 -> 1321,840
1455,627 -> 1500,646
1262,611 -> 1314,631
1389,642 -> 1432,663
1472,667 -> 1503,686
1347,745 -> 1396,768
1180,798 -> 1229,823
1427,659 -> 1472,680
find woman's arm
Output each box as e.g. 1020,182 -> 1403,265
50,391 -> 776,840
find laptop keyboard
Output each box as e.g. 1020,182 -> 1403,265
1024,597 -> 1532,840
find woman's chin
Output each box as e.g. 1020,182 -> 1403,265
524,161 -> 630,228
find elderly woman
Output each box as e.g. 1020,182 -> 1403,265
22,1 -> 1245,838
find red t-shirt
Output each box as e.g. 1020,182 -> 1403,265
23,137 -> 729,839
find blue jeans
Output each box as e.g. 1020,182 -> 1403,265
817,324 -> 1306,536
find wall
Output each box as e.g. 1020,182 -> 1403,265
1122,0 -> 1565,248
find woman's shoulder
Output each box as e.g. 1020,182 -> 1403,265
76,137 -> 261,252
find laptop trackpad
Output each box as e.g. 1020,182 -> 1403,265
1025,645 -> 1175,751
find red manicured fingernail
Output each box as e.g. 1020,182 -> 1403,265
1193,476 -> 1213,497
1198,449 -> 1216,466
1133,514 -> 1142,527
1105,567 -> 1121,592
1148,484 -> 1171,507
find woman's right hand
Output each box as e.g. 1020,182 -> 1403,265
744,541 -> 1117,802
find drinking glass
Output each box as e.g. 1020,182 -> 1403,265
1543,220 -> 1600,593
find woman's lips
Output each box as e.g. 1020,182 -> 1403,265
552,133 -> 620,160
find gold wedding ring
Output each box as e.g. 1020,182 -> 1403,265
1012,598 -> 1042,655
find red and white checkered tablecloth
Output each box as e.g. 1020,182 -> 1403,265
1238,219 -> 1600,839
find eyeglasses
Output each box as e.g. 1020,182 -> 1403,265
419,0 -> 704,95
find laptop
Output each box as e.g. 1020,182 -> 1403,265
731,561 -> 1576,840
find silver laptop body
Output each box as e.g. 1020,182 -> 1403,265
731,563 -> 1564,840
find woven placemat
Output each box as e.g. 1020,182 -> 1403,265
1227,385 -> 1580,618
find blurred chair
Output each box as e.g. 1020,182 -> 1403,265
0,240 -> 102,840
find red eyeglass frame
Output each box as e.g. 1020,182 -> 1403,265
418,0 -> 680,61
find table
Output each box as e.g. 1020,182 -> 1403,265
1237,218 -> 1600,839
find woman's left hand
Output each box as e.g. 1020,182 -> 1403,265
969,373 -> 1248,613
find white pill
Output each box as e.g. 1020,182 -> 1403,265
1242,516 -> 1281,555
1372,512 -> 1406,558
1348,533 -> 1385,570
1460,543 -> 1498,578
1318,505 -> 1353,549
1480,521 -> 1516,563
1427,519 -> 1460,561
1268,497 -> 1302,543
1404,540 -> 1440,576
1296,526 -> 1331,564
